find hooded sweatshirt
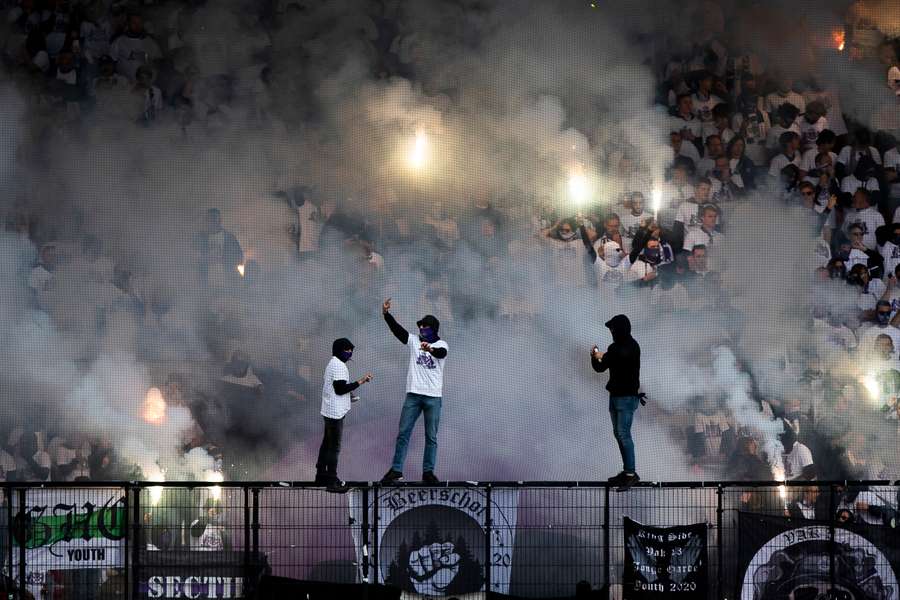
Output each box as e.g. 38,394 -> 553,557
592,314 -> 641,396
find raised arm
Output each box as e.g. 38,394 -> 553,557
382,298 -> 409,344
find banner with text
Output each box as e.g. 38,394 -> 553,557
12,488 -> 126,597
623,517 -> 708,600
738,512 -> 900,600
350,487 -> 518,597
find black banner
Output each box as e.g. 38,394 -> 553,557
737,512 -> 900,600
137,550 -> 269,599
623,517 -> 708,600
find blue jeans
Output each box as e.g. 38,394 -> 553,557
391,393 -> 442,473
609,395 -> 639,473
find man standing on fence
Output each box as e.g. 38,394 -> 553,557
380,298 -> 448,485
591,314 -> 642,491
316,338 -> 373,492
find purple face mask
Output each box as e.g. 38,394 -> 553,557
419,326 -> 438,343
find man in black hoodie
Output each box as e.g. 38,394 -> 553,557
591,314 -> 642,491
316,338 -> 373,492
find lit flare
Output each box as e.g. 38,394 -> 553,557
141,387 -> 167,425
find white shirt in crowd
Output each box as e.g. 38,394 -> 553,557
768,152 -> 802,178
675,140 -> 702,165
861,323 -> 900,355
765,90 -> 806,115
618,212 -> 647,253
812,318 -> 858,352
858,278 -> 887,312
691,91 -> 724,137
881,241 -> 900,280
837,146 -> 882,168
765,122 -> 801,151
321,356 -> 352,419
625,259 -> 656,283
545,235 -> 590,288
28,265 -> 53,292
855,488 -> 898,525
800,149 -> 837,172
798,116 -> 827,149
884,147 -> 900,198
109,34 -> 162,80
684,227 -> 721,251
782,441 -> 814,480
405,334 -> 448,397
842,206 -> 884,250
840,175 -> 880,196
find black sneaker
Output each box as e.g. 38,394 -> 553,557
422,471 -> 440,484
616,473 -> 640,492
381,469 -> 404,484
326,479 -> 349,494
314,472 -> 330,486
607,472 -> 627,485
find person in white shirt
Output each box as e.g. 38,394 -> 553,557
619,192 -> 649,253
800,129 -> 838,173
381,299 -> 448,484
798,101 -> 828,151
884,140 -> 900,200
28,242 -> 57,295
837,129 -> 882,177
670,130 -> 701,165
683,205 -> 722,252
696,134 -> 724,176
769,131 -> 803,178
672,94 -> 703,145
316,338 -> 373,491
691,71 -> 724,138
625,238 -> 663,285
842,189 -> 884,251
779,425 -> 815,480
592,240 -> 631,287
840,156 -> 881,196
109,13 -> 161,81
765,78 -> 806,117
860,301 -> 900,353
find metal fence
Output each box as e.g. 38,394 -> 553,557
1,480 -> 897,599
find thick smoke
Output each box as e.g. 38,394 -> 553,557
1,0 -> 897,484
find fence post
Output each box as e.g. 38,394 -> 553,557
829,484 -> 837,594
603,485 -> 610,592
716,485 -> 724,600
372,485 -> 380,586
361,486 -> 370,584
123,485 -> 130,600
5,487 -> 13,591
132,487 -> 141,600
243,487 -> 250,591
17,488 -> 25,598
251,488 -> 260,564
484,485 -> 493,594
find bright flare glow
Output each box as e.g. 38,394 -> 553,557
408,131 -> 429,170
778,484 -> 787,501
651,188 -> 662,217
833,28 -> 846,51
237,263 -> 245,277
147,469 -> 165,506
141,387 -> 167,425
862,373 -> 881,403
568,172 -> 590,204
205,470 -> 224,502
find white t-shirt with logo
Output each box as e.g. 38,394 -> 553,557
799,116 -> 827,149
684,227 -> 721,251
837,146 -> 882,168
800,149 -> 837,172
321,356 -> 352,419
768,152 -> 802,178
406,335 -> 448,397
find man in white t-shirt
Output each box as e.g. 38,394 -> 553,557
683,204 -> 722,252
28,242 -> 57,295
618,192 -> 649,253
696,134 -> 724,176
882,140 -> 900,200
691,72 -> 723,138
780,425 -> 815,480
842,189 -> 884,251
316,338 -> 373,491
769,131 -> 803,178
381,299 -> 448,484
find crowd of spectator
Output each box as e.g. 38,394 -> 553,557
0,0 -> 899,531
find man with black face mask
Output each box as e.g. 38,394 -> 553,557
316,338 -> 373,492
591,314 -> 642,491
381,299 -> 449,484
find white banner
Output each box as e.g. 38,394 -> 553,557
350,487 -> 518,597
11,488 -> 126,596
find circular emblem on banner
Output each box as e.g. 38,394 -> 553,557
381,505 -> 485,596
741,526 -> 898,600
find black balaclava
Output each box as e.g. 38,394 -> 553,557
332,338 -> 354,363
605,314 -> 632,344
416,315 -> 440,343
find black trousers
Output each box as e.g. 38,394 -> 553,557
315,416 -> 344,479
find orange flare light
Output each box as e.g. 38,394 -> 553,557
237,263 -> 245,277
142,387 -> 167,425
832,28 -> 845,51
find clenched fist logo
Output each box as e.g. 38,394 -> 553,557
408,542 -> 461,595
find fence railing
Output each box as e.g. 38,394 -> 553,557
1,480 -> 897,599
